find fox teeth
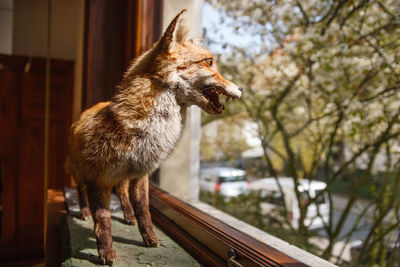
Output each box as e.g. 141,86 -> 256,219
210,102 -> 224,112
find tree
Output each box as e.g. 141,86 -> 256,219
201,114 -> 250,162
203,0 -> 400,265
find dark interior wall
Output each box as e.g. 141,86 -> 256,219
140,0 -> 164,54
12,0 -> 80,60
0,55 -> 74,260
82,0 -> 127,108
0,0 -> 164,262
82,0 -> 163,108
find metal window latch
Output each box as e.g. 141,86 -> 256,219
227,249 -> 243,267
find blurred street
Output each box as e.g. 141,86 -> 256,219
312,194 -> 383,263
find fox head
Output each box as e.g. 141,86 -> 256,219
152,9 -> 243,115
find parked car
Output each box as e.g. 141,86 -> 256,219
199,167 -> 248,197
248,177 -> 330,230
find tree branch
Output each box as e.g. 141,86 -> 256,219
321,0 -> 349,35
295,0 -> 309,26
340,0 -> 370,28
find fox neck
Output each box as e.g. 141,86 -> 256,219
108,46 -> 189,169
110,77 -> 187,164
112,75 -> 185,121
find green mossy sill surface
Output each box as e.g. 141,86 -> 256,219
62,211 -> 199,267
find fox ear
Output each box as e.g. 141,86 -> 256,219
159,9 -> 189,53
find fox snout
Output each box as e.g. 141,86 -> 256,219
225,81 -> 243,99
197,66 -> 243,114
200,83 -> 242,114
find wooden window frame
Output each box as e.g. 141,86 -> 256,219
149,185 -> 308,267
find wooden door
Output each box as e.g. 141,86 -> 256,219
0,55 -> 73,260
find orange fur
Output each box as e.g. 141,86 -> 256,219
65,9 -> 242,264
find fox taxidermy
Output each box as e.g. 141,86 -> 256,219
66,9 -> 242,264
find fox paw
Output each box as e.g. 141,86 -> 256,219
142,232 -> 159,247
124,215 -> 137,225
80,207 -> 91,220
98,248 -> 117,265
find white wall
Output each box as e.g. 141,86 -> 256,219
158,0 -> 203,201
162,0 -> 203,39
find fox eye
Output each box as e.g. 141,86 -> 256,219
205,58 -> 213,67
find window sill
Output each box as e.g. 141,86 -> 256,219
149,185 -> 333,267
62,187 -> 198,266
189,201 -> 336,267
62,186 -> 335,266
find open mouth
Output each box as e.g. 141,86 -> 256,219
201,87 -> 237,114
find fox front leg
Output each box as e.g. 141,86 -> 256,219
115,179 -> 136,225
86,184 -> 116,264
130,174 -> 159,247
77,184 -> 91,220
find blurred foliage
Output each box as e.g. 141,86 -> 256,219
201,114 -> 250,162
201,0 -> 400,265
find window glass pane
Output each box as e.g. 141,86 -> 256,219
200,1 -> 400,266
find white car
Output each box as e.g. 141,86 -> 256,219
199,167 -> 248,197
248,177 -> 330,230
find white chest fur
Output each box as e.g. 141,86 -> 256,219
120,91 -> 185,176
